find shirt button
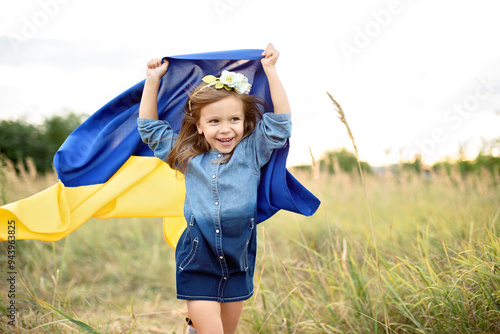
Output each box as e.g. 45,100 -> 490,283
219,256 -> 223,259
223,277 -> 227,280
215,201 -> 219,206
216,229 -> 220,233
218,154 -> 222,158
212,174 -> 216,179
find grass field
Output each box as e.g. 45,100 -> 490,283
0,156 -> 499,333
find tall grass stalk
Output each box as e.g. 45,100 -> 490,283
326,92 -> 377,261
326,91 -> 388,331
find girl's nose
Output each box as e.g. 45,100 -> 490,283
219,123 -> 230,133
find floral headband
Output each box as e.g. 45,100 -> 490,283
188,70 -> 252,113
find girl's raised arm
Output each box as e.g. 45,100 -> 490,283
138,58 -> 169,120
261,44 -> 291,115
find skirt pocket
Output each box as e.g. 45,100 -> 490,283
240,218 -> 255,272
178,215 -> 199,271
179,237 -> 199,271
241,240 -> 250,271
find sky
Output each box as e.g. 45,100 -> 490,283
1,0 -> 499,167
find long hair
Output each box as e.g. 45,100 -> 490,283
166,83 -> 265,176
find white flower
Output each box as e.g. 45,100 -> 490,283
235,76 -> 251,94
219,71 -> 240,88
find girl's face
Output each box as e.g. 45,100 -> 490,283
196,95 -> 245,154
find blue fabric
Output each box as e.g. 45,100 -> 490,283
53,49 -> 320,223
138,113 -> 292,302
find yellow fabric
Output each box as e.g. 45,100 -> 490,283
0,156 -> 186,249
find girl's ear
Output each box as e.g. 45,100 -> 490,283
196,123 -> 203,135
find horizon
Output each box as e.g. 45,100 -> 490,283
1,0 -> 499,167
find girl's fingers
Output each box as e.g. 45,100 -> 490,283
145,58 -> 169,79
147,58 -> 162,69
262,43 -> 279,62
262,43 -> 275,57
266,43 -> 276,55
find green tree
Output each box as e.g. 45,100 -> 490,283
319,148 -> 371,174
43,113 -> 85,154
432,137 -> 500,177
0,112 -> 86,174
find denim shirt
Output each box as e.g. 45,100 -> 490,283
137,112 -> 291,302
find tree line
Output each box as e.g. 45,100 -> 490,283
0,113 -> 86,174
0,114 -> 498,178
295,141 -> 500,178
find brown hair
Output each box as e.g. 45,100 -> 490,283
166,83 -> 265,176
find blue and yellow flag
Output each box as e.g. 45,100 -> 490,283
0,49 -> 320,249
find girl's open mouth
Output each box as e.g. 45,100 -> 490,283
217,138 -> 234,146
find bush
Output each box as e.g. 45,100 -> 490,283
0,112 -> 86,174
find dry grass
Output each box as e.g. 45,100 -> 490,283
0,157 -> 58,205
0,142 -> 499,332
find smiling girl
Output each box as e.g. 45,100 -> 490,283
137,43 -> 291,334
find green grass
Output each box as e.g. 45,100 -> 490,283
242,170 -> 500,333
0,166 -> 499,333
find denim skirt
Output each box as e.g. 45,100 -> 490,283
175,215 -> 257,303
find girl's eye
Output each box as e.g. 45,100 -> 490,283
209,120 -> 219,124
231,117 -> 240,122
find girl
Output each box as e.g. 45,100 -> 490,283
137,43 -> 291,334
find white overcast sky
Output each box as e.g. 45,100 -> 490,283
1,0 -> 499,167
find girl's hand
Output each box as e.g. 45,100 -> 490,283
261,43 -> 279,69
146,58 -> 169,82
